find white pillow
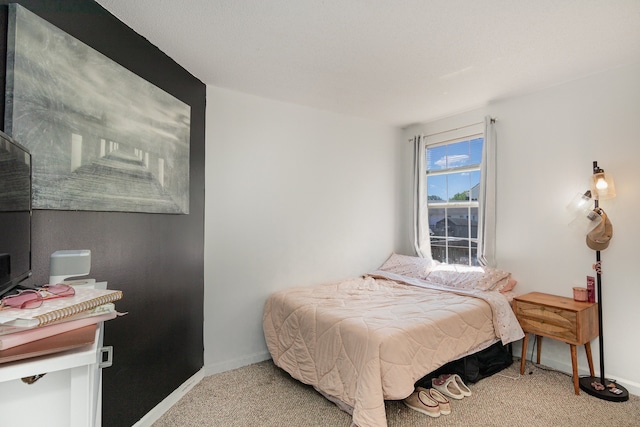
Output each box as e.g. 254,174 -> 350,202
425,264 -> 511,291
376,253 -> 436,279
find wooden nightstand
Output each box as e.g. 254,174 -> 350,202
512,292 -> 599,395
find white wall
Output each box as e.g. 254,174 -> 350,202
203,62 -> 640,394
204,86 -> 401,373
403,63 -> 640,395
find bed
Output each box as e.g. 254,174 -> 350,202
263,254 -> 524,427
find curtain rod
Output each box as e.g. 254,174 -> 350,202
407,118 -> 495,142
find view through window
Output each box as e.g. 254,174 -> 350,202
426,136 -> 483,265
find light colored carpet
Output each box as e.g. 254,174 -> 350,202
153,359 -> 640,426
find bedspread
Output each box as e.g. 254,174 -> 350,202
263,275 -> 523,427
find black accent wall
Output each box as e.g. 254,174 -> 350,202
0,1 -> 205,426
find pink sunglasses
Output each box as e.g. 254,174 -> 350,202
0,284 -> 76,310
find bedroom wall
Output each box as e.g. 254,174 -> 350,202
402,62 -> 640,395
203,86 -> 401,373
0,2 -> 206,426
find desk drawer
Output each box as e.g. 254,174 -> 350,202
514,301 -> 578,342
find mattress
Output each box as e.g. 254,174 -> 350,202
263,273 -> 523,427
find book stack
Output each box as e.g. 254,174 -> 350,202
0,284 -> 123,351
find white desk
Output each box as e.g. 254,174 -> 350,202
0,323 -> 110,427
0,281 -> 113,427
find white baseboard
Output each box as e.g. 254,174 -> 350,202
132,368 -> 205,427
204,350 -> 271,376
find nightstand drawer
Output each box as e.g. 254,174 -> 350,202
514,301 -> 577,342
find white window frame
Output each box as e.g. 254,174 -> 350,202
424,123 -> 484,265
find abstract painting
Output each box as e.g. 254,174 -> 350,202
5,4 -> 191,214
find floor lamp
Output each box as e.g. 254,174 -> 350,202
570,161 -> 629,402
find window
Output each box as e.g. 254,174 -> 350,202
426,136 -> 483,265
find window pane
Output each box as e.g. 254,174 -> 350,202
426,145 -> 447,171
426,175 -> 447,203
470,137 -> 483,165
470,206 -> 479,238
470,248 -> 479,266
430,237 -> 446,263
448,245 -> 470,265
470,171 -> 480,201
447,172 -> 471,201
447,140 -> 470,168
447,207 -> 470,238
428,207 -> 446,237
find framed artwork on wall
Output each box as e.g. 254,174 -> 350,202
5,4 -> 191,214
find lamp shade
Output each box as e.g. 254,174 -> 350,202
590,170 -> 616,200
566,191 -> 601,233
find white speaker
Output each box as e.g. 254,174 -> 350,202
49,249 -> 91,284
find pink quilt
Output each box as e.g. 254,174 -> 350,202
263,274 -> 523,427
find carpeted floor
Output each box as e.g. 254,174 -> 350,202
153,359 -> 640,426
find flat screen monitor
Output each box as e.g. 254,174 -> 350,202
0,130 -> 31,297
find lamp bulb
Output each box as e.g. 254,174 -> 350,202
596,178 -> 608,190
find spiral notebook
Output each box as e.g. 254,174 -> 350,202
0,288 -> 122,327
0,303 -> 116,336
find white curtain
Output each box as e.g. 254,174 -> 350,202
477,116 -> 497,267
412,135 -> 432,259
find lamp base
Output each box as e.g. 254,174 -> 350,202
579,376 -> 629,402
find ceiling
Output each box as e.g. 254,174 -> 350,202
95,0 -> 640,127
